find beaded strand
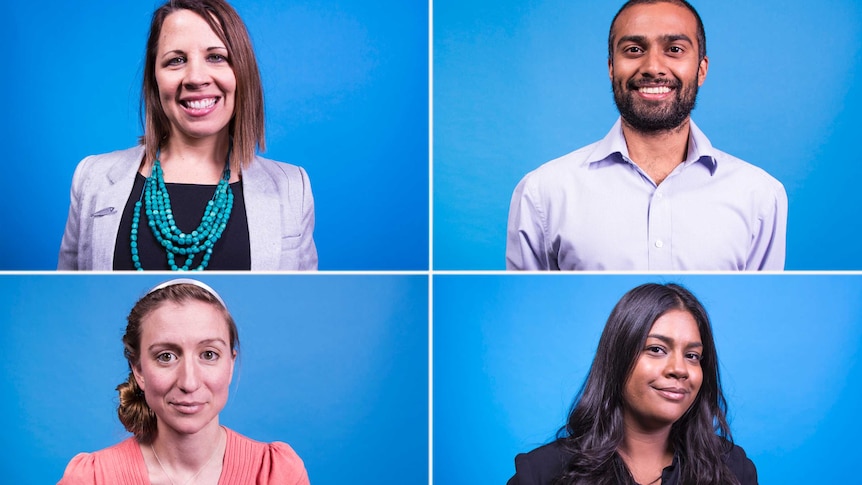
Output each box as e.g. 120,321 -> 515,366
131,148 -> 234,271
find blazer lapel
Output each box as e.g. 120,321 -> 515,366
242,158 -> 281,270
91,146 -> 144,270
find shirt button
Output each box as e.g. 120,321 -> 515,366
655,240 -> 664,248
656,191 -> 663,199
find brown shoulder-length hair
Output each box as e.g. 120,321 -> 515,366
140,0 -> 265,170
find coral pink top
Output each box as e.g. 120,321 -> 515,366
58,428 -> 309,485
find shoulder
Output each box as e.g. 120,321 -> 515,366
509,440 -> 571,485
59,452 -> 98,484
58,438 -> 142,484
224,429 -> 310,485
711,148 -> 786,200
71,146 -> 144,187
243,156 -> 312,200
75,146 -> 144,174
514,141 -> 604,203
723,443 -> 758,484
248,156 -> 310,184
520,141 -> 602,186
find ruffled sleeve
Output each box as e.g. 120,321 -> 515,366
221,428 -> 309,485
256,442 -> 310,485
57,453 -> 97,485
56,438 -> 148,485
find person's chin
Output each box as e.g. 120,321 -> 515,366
175,123 -> 229,141
164,415 -> 216,435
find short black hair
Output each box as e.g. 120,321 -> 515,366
608,0 -> 707,62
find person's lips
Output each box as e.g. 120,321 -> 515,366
178,96 -> 221,116
639,86 -> 672,95
628,79 -> 678,100
170,401 -> 206,414
653,386 -> 689,401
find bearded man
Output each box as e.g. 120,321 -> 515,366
506,0 -> 787,271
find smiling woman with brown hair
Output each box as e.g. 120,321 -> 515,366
58,0 -> 316,271
508,283 -> 757,485
58,279 -> 310,484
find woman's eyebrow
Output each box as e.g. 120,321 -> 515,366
647,334 -> 703,349
148,341 -> 181,353
160,46 -> 226,59
198,338 -> 228,347
160,49 -> 185,59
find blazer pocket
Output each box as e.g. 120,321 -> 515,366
281,233 -> 305,250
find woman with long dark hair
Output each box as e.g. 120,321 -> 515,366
508,283 -> 756,485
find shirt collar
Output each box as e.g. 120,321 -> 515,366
586,117 -> 718,175
660,452 -> 682,484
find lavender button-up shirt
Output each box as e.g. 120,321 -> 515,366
506,118 -> 787,271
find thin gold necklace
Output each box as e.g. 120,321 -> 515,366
151,430 -> 223,485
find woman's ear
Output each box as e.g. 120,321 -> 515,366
131,363 -> 146,392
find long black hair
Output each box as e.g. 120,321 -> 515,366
554,283 -> 738,485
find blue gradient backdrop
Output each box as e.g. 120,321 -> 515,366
434,0 -> 862,269
434,274 -> 862,484
0,274 -> 428,484
0,0 -> 428,270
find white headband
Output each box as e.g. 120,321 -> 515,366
147,278 -> 227,308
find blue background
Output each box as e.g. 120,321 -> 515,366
0,274 -> 428,484
0,0 -> 428,270
434,0 -> 862,269
434,274 -> 862,484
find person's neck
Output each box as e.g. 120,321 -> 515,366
617,420 -> 674,485
151,421 -> 225,477
621,118 -> 691,186
156,132 -> 235,184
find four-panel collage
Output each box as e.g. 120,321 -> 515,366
2,0 -> 860,484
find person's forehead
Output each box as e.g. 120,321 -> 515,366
612,2 -> 699,42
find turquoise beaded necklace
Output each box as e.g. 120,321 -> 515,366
131,147 -> 234,271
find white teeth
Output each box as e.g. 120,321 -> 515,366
640,86 -> 671,94
185,98 -> 217,109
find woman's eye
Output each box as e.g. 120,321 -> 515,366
201,350 -> 219,361
646,345 -> 665,355
207,53 -> 228,63
156,352 -> 176,363
166,56 -> 186,66
686,352 -> 702,362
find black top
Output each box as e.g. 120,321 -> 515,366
508,440 -> 757,485
113,173 -> 251,270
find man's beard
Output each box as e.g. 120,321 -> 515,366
613,75 -> 699,133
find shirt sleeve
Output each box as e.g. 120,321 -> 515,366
726,445 -> 758,485
257,441 -> 310,485
506,175 -> 551,270
57,452 -> 96,485
57,156 -> 92,270
740,457 -> 758,485
746,177 -> 787,270
508,451 -> 541,485
291,166 -> 318,271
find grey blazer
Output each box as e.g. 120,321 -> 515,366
58,145 -> 317,270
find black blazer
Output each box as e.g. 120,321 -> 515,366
507,440 -> 758,485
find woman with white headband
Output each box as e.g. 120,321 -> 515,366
59,279 -> 309,484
